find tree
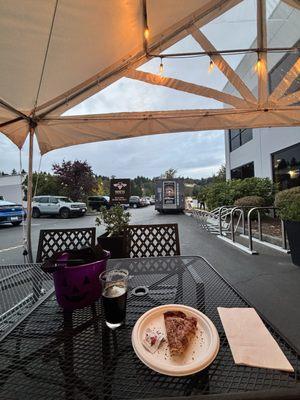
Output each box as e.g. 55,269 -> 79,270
202,177 -> 276,210
23,172 -> 62,198
163,168 -> 177,179
131,181 -> 143,196
11,168 -> 17,175
99,176 -> 110,195
214,164 -> 226,182
52,160 -> 98,201
95,177 -> 104,195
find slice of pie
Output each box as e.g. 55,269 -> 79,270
164,311 -> 197,355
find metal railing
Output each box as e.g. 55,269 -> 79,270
230,207 -> 245,243
191,204 -> 290,255
191,206 -> 232,234
214,205 -> 289,255
247,207 -> 289,254
218,206 -> 236,236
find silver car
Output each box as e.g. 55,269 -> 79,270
32,196 -> 87,219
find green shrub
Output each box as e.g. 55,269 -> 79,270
234,196 -> 265,207
203,178 -> 276,210
236,178 -> 276,205
95,205 -> 131,236
275,186 -> 300,221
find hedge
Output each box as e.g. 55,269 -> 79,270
234,196 -> 265,208
201,178 -> 276,210
275,186 -> 300,221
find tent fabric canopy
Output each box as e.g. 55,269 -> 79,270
32,107 -> 299,154
0,0 -> 299,154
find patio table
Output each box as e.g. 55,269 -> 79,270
0,256 -> 299,400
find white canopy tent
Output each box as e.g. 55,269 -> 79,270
0,0 -> 299,261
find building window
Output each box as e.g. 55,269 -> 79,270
269,40 -> 300,102
272,143 -> 300,190
231,162 -> 254,180
229,129 -> 253,152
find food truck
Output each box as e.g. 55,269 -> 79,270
155,179 -> 185,213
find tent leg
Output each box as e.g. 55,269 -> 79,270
26,125 -> 34,263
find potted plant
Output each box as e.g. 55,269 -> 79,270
96,205 -> 130,259
275,187 -> 300,266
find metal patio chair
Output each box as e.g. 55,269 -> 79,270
36,227 -> 96,262
124,223 -> 180,258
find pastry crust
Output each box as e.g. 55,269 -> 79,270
164,311 -> 197,355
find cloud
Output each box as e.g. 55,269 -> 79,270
0,129 -> 224,179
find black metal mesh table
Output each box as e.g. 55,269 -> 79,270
0,256 -> 299,400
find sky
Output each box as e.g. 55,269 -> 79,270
0,0 -> 272,179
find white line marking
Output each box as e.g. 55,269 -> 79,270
0,245 -> 23,253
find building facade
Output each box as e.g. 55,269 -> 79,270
0,175 -> 23,204
224,1 -> 300,190
225,127 -> 300,189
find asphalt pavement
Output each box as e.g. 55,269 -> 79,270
1,205 -> 300,352
0,213 -> 105,265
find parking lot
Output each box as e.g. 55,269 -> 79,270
0,205 -> 183,265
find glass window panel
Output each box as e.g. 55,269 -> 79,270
37,197 -> 49,204
241,129 -> 253,145
229,129 -> 240,140
272,143 -> 300,190
231,162 -> 254,180
231,168 -> 242,179
269,39 -> 300,95
230,136 -> 241,151
242,162 -> 254,178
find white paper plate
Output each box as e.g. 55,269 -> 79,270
131,304 -> 220,376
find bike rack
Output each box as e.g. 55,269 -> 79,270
218,206 -> 290,255
191,207 -> 231,235
218,206 -> 256,254
193,204 -> 290,256
244,207 -> 290,254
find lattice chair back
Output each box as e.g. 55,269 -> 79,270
36,227 -> 96,262
124,223 -> 180,258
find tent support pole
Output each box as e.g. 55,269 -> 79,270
26,124 -> 35,263
257,0 -> 268,107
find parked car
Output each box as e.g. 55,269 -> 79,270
142,197 -> 151,206
87,195 -> 110,211
0,199 -> 26,226
149,196 -> 155,205
32,196 -> 87,219
129,196 -> 143,208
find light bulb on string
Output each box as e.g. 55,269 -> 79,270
254,53 -> 262,73
256,57 -> 262,70
159,58 -> 164,75
208,59 -> 214,73
144,27 -> 149,40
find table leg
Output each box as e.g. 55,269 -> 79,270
62,311 -> 75,400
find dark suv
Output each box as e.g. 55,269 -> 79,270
129,196 -> 143,208
87,196 -> 110,211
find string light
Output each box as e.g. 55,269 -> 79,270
254,54 -> 262,73
208,59 -> 214,73
159,57 -> 164,75
144,27 -> 149,40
